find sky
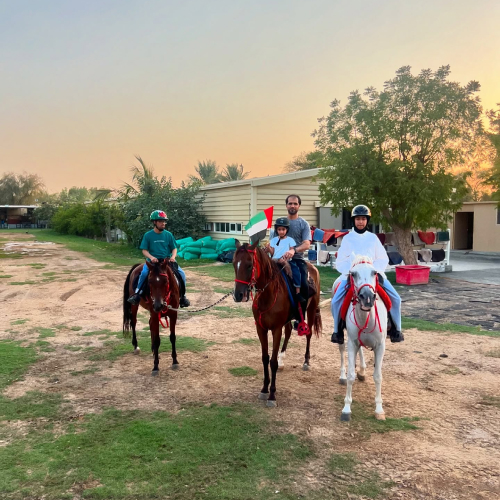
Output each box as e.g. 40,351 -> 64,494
0,0 -> 499,193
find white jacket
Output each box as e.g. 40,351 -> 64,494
335,230 -> 389,279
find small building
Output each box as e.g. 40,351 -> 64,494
451,201 -> 500,252
199,169 -> 325,241
0,205 -> 39,229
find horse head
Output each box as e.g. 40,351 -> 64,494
350,255 -> 377,312
233,240 -> 259,302
146,260 -> 171,313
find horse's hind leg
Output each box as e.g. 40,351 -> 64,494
169,313 -> 179,370
339,343 -> 347,385
373,343 -> 385,420
341,339 -> 358,421
267,326 -> 283,407
149,314 -> 161,376
257,326 -> 270,401
303,332 -> 311,371
131,305 -> 140,354
357,347 -> 367,382
278,323 -> 291,371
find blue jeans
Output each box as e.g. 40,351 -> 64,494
288,261 -> 301,288
135,263 -> 186,293
331,277 -> 401,333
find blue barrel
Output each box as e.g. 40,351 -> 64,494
313,228 -> 325,242
308,249 -> 317,261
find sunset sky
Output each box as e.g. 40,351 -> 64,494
1,0 -> 499,193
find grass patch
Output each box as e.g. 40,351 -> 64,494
442,366 -> 463,375
232,338 -> 259,345
0,340 -> 38,390
9,281 -> 37,285
10,319 -> 29,325
0,391 -> 63,421
0,274 -> 13,278
485,348 -> 500,358
0,404 -> 311,500
402,317 -> 498,337
213,285 -> 232,294
352,473 -> 393,499
190,264 -> 235,282
228,366 -> 258,377
87,331 -> 214,362
0,249 -> 23,259
64,346 -> 82,352
70,326 -> 82,331
81,329 -> 113,337
32,340 -> 56,353
27,263 -> 46,268
479,395 -> 500,408
70,366 -> 100,376
212,305 -> 253,318
41,272 -> 57,276
36,328 -> 56,338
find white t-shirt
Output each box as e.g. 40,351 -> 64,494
270,236 -> 297,260
335,230 -> 389,279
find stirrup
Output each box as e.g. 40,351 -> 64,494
389,330 -> 405,343
296,303 -> 310,336
127,293 -> 141,305
331,330 -> 344,344
179,296 -> 190,308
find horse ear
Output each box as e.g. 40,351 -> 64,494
235,239 -> 241,249
248,239 -> 259,250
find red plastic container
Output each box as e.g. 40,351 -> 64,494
395,265 -> 430,285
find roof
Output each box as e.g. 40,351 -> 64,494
199,169 -> 320,191
0,205 -> 39,209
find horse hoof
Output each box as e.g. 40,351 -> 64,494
340,412 -> 351,422
133,348 -> 141,355
266,400 -> 277,408
258,392 -> 268,401
278,365 -> 284,371
302,363 -> 310,371
151,369 -> 159,377
375,412 -> 386,421
171,364 -> 179,371
339,378 -> 347,386
357,373 -> 365,382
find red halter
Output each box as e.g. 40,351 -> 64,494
156,272 -> 171,328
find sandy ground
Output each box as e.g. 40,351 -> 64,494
1,233 -> 499,499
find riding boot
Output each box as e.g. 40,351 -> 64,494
387,315 -> 404,343
179,295 -> 190,308
127,292 -> 142,305
331,319 -> 346,344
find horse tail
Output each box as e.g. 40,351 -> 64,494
123,264 -> 141,335
312,306 -> 322,338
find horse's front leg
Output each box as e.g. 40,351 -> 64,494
257,325 -> 270,401
267,326 -> 283,408
303,331 -> 311,371
169,312 -> 179,370
278,323 -> 291,371
339,343 -> 347,385
357,346 -> 367,382
373,342 -> 386,420
149,314 -> 161,376
341,338 -> 358,421
131,304 -> 140,354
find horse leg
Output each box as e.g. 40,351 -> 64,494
373,343 -> 386,420
257,326 -> 270,401
341,339 -> 358,421
149,314 -> 161,376
267,326 -> 283,408
278,323 -> 291,371
169,312 -> 179,370
131,305 -> 140,354
357,346 -> 367,382
303,330 -> 311,371
339,343 -> 347,385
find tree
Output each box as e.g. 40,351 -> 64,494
314,66 -> 482,265
219,163 -> 250,182
188,160 -> 221,186
0,172 -> 46,205
283,151 -> 323,172
484,104 -> 500,203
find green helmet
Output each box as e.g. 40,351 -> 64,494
150,210 -> 168,221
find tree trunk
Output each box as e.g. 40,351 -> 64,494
393,226 -> 417,265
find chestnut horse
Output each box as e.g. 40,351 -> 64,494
123,260 -> 180,375
233,241 -> 322,407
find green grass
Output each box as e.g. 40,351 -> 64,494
70,366 -> 100,377
10,319 -> 29,325
228,366 -> 258,377
31,340 -> 56,353
213,285 -> 232,294
9,281 -> 37,285
328,452 -> 357,473
0,340 -> 38,391
81,329 -> 113,337
41,271 -> 57,276
0,274 -> 13,278
0,404 -> 312,500
232,338 -> 259,345
190,263 -> 235,282
0,249 -> 23,259
211,305 -> 253,319
479,395 -> 500,408
64,346 -> 82,352
87,331 -> 214,362
27,263 -> 46,268
70,326 -> 82,331
36,328 -> 56,338
485,348 -> 500,358
402,317 -> 499,337
0,391 -> 63,421
351,473 -> 393,499
442,366 -> 463,375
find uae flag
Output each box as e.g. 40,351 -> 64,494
245,207 -> 274,244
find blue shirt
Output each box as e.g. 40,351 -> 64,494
270,236 -> 297,260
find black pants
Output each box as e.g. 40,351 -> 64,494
292,259 -> 309,302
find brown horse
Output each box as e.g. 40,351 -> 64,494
233,241 -> 322,407
123,260 -> 180,375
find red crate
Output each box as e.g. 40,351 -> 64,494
395,265 -> 430,285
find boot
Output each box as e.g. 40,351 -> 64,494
179,296 -> 190,308
127,292 -> 142,305
331,319 -> 346,344
387,316 -> 404,343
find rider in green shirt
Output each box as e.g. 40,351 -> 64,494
128,210 -> 190,307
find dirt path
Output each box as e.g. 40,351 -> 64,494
1,234 -> 499,499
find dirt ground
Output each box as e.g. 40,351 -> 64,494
1,233 -> 499,499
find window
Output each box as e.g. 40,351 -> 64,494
208,222 -> 242,234
497,209 -> 500,225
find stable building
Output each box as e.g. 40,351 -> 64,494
0,205 -> 39,229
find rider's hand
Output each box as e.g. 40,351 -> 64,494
169,256 -> 176,262
284,248 -> 295,260
151,257 -> 159,263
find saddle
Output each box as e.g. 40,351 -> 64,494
339,279 -> 392,321
133,261 -> 185,299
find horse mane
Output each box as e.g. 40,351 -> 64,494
236,243 -> 283,281
351,255 -> 373,269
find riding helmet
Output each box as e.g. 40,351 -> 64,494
150,210 -> 168,221
274,217 -> 290,233
351,205 -> 371,222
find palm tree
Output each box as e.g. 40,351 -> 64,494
120,156 -> 156,199
220,163 -> 250,182
188,160 -> 221,186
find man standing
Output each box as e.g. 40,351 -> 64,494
281,195 -> 311,309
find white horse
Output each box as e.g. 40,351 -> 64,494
338,255 -> 388,421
